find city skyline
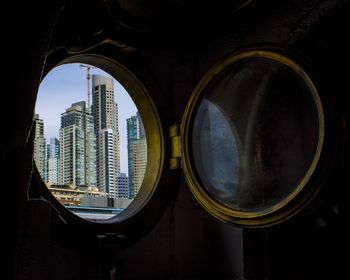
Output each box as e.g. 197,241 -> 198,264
34,104 -> 146,204
34,109 -> 146,200
36,63 -> 137,174
34,70 -> 147,204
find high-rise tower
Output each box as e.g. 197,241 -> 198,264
92,75 -> 120,197
127,112 -> 147,199
59,101 -> 96,187
46,137 -> 60,185
33,114 -> 46,179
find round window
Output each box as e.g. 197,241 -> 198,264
182,49 -> 325,226
33,55 -> 164,226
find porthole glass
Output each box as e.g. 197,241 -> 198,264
183,50 -> 324,223
34,60 -> 158,222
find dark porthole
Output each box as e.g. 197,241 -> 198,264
182,49 -> 325,226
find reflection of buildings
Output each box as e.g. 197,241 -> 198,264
92,75 -> 120,197
46,137 -> 59,184
192,99 -> 240,204
59,101 -> 96,187
33,114 -> 46,179
127,112 -> 147,199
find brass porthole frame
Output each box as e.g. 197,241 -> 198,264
181,49 -> 325,227
32,52 -> 171,247
39,54 -> 164,223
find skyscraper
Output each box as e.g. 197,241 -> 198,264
127,112 -> 147,199
33,114 -> 46,179
92,75 -> 120,197
46,137 -> 60,185
59,101 -> 96,187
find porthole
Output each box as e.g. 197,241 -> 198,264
33,54 -> 165,233
32,46 -> 331,243
182,49 -> 327,227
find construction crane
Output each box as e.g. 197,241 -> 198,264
80,64 -> 95,110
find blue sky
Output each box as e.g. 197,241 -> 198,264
36,63 -> 138,174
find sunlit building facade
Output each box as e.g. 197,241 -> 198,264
92,75 -> 120,197
46,137 -> 60,184
59,101 -> 96,187
127,113 -> 147,199
33,114 -> 46,179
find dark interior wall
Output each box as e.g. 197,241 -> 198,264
3,0 -> 350,279
118,179 -> 243,280
116,2 -> 350,278
3,1 -> 63,279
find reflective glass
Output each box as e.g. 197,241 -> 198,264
191,57 -> 321,212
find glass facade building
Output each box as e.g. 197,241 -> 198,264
127,113 -> 147,199
59,101 -> 96,187
116,172 -> 129,198
46,137 -> 60,185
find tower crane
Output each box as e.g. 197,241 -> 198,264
79,64 -> 95,110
